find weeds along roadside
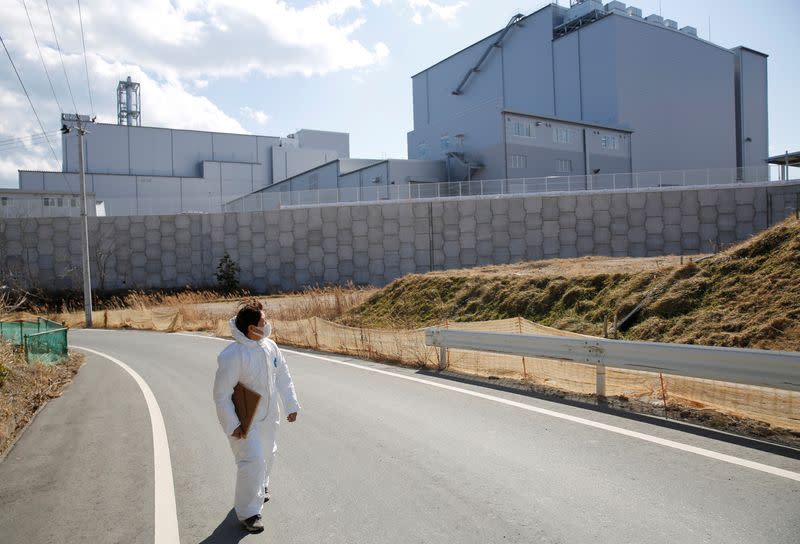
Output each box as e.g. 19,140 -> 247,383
0,341 -> 84,458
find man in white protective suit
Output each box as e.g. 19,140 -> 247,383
213,299 -> 300,534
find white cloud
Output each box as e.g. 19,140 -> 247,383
376,0 -> 466,23
409,0 -> 467,22
240,106 -> 270,126
0,0 -> 392,186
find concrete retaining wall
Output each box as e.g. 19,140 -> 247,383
1,182 -> 798,292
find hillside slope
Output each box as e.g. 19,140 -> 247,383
342,217 -> 800,351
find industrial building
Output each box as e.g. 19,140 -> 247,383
407,0 -> 768,181
16,123 -> 350,215
11,0 -> 772,216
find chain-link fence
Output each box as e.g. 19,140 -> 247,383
0,318 -> 68,364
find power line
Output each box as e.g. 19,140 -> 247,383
0,133 -> 61,152
22,0 -> 63,114
0,131 -> 60,147
0,32 -> 75,194
44,0 -> 79,114
77,0 -> 94,116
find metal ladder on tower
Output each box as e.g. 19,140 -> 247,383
452,13 -> 525,96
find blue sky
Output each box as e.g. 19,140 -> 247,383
0,0 -> 797,187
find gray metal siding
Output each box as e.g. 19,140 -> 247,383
409,99 -> 505,180
425,34 -> 503,126
412,74 -> 429,128
73,124 -> 130,175
609,15 -> 737,171
129,127 -> 173,176
211,133 -> 257,163
136,176 -> 181,215
575,19 -> 620,128
502,9 -> 555,116
553,33 -> 582,121
737,49 -> 768,169
172,130 -> 213,177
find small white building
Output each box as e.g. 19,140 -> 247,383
0,189 -> 98,218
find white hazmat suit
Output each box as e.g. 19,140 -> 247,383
213,318 -> 300,521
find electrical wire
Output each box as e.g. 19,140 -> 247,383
44,0 -> 79,115
0,134 -> 55,149
0,131 -> 60,147
0,133 -> 60,152
76,0 -> 94,116
21,0 -> 63,115
0,32 -> 75,194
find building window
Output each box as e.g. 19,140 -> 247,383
513,120 -> 534,138
57,197 -> 63,207
43,197 -> 50,207
70,198 -> 77,207
601,135 -> 619,150
417,143 -> 429,160
1,197 -> 8,206
509,154 -> 527,169
556,159 -> 572,173
553,127 -> 576,145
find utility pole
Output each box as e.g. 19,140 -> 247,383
61,113 -> 95,328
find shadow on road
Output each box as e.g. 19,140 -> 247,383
198,509 -> 249,543
417,368 -> 800,460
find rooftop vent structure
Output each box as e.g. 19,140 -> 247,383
664,19 -> 678,30
680,25 -> 698,37
566,0 -> 603,22
645,14 -> 664,25
605,1 -> 626,14
626,6 -> 642,18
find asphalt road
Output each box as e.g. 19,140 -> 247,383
1,328 -> 799,543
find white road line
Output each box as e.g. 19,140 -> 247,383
175,332 -> 800,482
72,345 -> 181,544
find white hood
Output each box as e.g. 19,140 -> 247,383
228,317 -> 272,346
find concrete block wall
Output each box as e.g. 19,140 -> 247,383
1,181 -> 798,292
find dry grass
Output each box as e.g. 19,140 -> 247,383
0,341 -> 84,457
39,284 -> 376,335
22,288 -> 250,315
424,254 -> 704,279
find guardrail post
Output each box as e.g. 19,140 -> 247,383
439,345 -> 448,371
596,364 -> 606,398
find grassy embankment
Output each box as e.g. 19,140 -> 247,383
0,342 -> 83,457
342,217 -> 800,351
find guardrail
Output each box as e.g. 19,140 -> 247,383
424,329 -> 800,395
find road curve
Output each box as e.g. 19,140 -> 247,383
0,328 -> 798,543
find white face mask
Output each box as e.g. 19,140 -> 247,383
250,322 -> 272,340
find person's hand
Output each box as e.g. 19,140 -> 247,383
287,412 -> 298,423
231,426 -> 245,439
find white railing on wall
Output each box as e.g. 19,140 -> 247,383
224,165 -> 786,213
